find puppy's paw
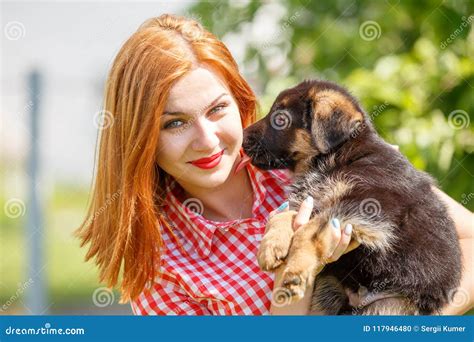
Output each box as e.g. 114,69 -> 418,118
257,211 -> 297,271
282,271 -> 309,302
273,270 -> 310,305
257,232 -> 291,271
272,220 -> 323,304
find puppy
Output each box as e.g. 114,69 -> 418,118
242,80 -> 461,315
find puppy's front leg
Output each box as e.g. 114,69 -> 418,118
278,217 -> 339,303
257,210 -> 298,271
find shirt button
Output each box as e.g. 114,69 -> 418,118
222,227 -> 229,232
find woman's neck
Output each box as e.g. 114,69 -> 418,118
179,166 -> 254,222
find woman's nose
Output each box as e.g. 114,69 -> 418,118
191,118 -> 220,151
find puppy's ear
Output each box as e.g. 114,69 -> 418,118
308,97 -> 363,154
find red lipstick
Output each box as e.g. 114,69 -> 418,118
189,149 -> 225,169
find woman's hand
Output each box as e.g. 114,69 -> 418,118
433,187 -> 474,315
269,197 -> 359,315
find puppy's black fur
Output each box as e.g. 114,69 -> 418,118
243,80 -> 461,315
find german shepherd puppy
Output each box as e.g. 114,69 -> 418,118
242,80 -> 461,315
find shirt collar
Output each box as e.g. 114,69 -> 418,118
161,150 -> 289,258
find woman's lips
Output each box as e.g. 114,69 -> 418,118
189,149 -> 225,169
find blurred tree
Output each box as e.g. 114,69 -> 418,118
190,0 -> 474,209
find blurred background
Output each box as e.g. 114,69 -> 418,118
1,0 -> 473,315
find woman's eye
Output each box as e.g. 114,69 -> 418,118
209,103 -> 227,115
164,120 -> 184,129
163,103 -> 228,129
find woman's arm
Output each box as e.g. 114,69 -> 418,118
432,187 -> 473,239
433,186 -> 474,315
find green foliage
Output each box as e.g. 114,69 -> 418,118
190,0 -> 474,209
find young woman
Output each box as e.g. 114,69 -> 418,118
76,14 -> 473,315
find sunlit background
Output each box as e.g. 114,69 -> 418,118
1,0 -> 473,315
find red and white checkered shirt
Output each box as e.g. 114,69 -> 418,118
131,161 -> 292,315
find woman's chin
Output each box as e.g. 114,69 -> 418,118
199,162 -> 236,187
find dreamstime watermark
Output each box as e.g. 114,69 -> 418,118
261,11 -> 301,50
4,21 -> 26,41
369,102 -> 389,119
350,101 -> 389,138
4,198 -> 26,219
352,278 -> 390,314
181,22 -> 204,41
270,110 -> 292,130
148,12 -> 204,41
271,286 -> 293,307
447,109 -> 470,130
84,190 -> 122,226
447,286 -> 470,308
359,198 -> 382,219
92,287 -> 115,308
160,11 -> 204,40
0,278 -> 34,313
359,20 -> 381,41
183,198 -> 204,217
460,192 -> 474,206
4,323 -> 85,336
170,117 -> 196,137
440,15 -> 474,49
18,100 -> 34,117
93,109 -> 115,130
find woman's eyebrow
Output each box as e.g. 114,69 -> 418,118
163,93 -> 228,116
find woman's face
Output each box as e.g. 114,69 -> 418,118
157,66 -> 243,190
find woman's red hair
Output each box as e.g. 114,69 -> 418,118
75,14 -> 258,302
